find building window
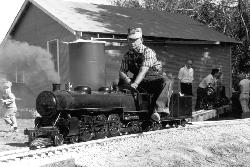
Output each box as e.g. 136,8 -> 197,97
47,39 -> 59,74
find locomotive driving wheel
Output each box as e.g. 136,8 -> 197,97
79,115 -> 94,142
69,136 -> 79,143
108,114 -> 121,137
93,114 -> 108,139
53,134 -> 64,146
151,121 -> 162,131
126,121 -> 141,134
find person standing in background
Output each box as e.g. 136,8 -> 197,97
178,59 -> 194,96
238,74 -> 250,115
0,81 -> 18,132
195,69 -> 220,111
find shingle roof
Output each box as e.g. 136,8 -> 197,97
10,0 -> 239,43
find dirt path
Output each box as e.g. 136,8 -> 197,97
0,119 -> 32,152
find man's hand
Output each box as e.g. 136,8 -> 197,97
179,92 -> 184,97
130,82 -> 138,89
125,77 -> 131,84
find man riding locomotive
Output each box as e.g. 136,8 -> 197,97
118,27 -> 170,122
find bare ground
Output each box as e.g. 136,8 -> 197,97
1,118 -> 250,167
0,119 -> 32,151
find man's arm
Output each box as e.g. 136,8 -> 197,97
191,68 -> 194,82
178,68 -> 183,92
239,82 -> 243,93
119,71 -> 131,84
131,47 -> 154,89
131,66 -> 149,88
119,54 -> 131,84
204,75 -> 213,88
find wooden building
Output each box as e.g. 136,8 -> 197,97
4,0 -> 238,110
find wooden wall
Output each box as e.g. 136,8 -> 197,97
105,42 -> 232,111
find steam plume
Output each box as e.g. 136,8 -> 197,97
0,39 -> 60,92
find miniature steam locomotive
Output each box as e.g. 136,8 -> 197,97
23,41 -> 230,149
24,83 -> 192,148
23,40 -> 194,149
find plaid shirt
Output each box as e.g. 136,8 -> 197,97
120,45 -> 162,75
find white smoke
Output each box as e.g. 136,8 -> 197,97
0,39 -> 60,91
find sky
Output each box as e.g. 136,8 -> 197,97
0,0 -> 112,43
0,0 -> 25,42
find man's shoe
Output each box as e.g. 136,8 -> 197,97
151,112 -> 161,122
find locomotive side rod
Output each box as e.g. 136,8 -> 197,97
53,112 -> 61,127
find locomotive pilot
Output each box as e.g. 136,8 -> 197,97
119,27 -> 170,122
0,80 -> 18,132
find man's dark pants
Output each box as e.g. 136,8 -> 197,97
138,77 -> 166,113
195,87 -> 206,111
180,82 -> 193,96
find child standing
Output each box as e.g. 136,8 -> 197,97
1,81 -> 18,132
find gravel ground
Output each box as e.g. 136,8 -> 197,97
73,119 -> 250,167
1,118 -> 250,167
0,119 -> 32,152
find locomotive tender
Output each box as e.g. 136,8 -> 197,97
24,40 -> 192,148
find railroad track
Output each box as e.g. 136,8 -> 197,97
0,131 -> 157,165
0,119 -> 248,166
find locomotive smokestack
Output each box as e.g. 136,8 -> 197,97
52,83 -> 60,91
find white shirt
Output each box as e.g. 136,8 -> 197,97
199,74 -> 216,88
2,91 -> 17,109
178,66 -> 194,83
239,79 -> 250,94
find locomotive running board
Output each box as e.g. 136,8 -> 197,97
124,110 -> 148,113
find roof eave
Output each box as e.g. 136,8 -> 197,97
80,31 -> 241,44
2,0 -> 76,44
